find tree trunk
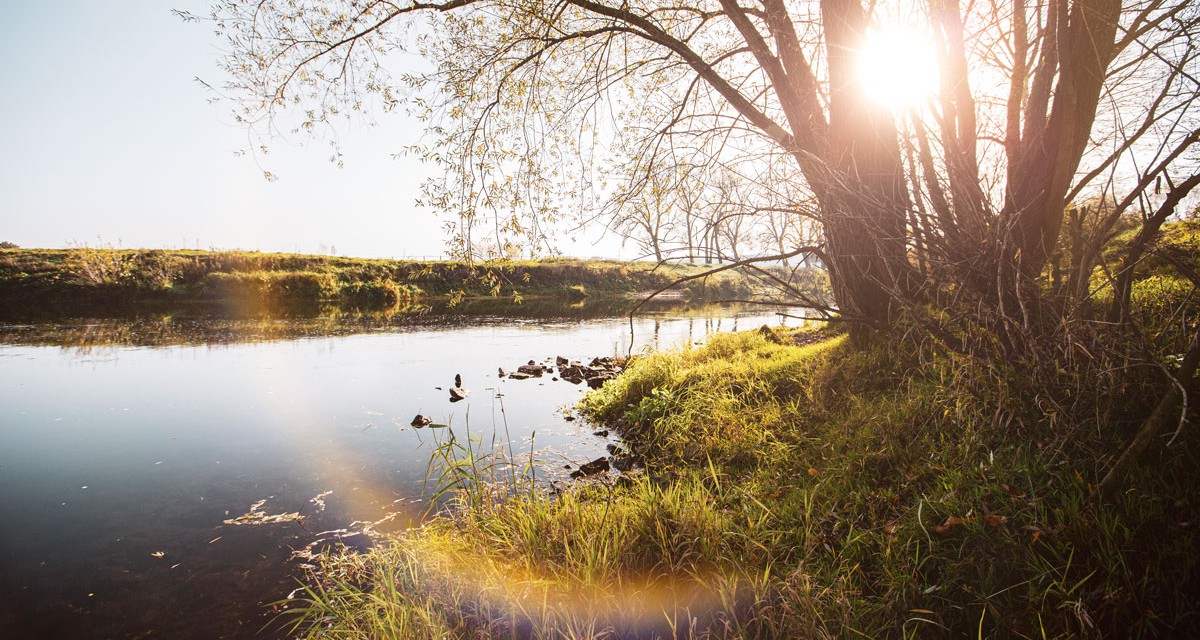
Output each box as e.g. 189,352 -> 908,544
815,0 -> 912,328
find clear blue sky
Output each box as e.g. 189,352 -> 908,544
0,1 -> 619,259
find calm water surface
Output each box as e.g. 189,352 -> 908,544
0,302 -> 796,638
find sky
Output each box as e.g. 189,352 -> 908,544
0,1 -> 620,259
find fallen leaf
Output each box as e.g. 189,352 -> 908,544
933,515 -> 973,535
807,467 -> 819,477
983,514 -> 1007,528
1000,483 -> 1026,498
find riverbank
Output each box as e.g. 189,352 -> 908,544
0,248 -> 766,312
282,328 -> 1198,636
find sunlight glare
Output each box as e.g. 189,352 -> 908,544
857,27 -> 939,110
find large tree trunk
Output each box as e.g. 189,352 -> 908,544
815,0 -> 911,328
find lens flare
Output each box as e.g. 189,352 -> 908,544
857,26 -> 940,109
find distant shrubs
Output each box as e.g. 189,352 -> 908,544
340,279 -> 418,307
0,241 -> 18,249
200,270 -> 419,309
69,248 -> 135,287
202,271 -> 335,304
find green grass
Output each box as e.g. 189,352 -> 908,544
0,248 -> 766,311
277,324 -> 1199,638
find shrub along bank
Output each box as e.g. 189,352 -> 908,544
0,248 -> 758,311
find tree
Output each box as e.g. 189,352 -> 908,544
191,0 -> 1200,336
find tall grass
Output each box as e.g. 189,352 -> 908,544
281,324 -> 1197,638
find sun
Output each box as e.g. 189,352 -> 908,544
857,26 -> 940,110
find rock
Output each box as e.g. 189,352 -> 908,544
593,429 -> 609,437
612,455 -> 637,473
449,387 -> 469,402
559,365 -> 587,385
517,364 -> 545,376
454,373 -> 462,388
569,457 -> 610,479
586,373 -> 614,389
564,415 -> 576,421
508,371 -> 534,380
498,367 -> 508,377
410,414 -> 433,428
556,356 -> 569,366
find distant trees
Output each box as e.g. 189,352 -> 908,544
0,241 -> 18,249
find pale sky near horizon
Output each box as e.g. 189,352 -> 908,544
0,1 -> 621,259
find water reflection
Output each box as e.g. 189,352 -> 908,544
0,301 -> 802,639
0,297 -> 779,349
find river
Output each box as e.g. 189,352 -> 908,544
0,299 -> 799,638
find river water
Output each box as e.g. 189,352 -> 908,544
0,300 -> 798,638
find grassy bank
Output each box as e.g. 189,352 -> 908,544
208,223 -> 1200,637
0,248 -> 760,312
279,320 -> 1197,638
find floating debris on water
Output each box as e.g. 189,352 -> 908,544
309,490 -> 333,512
223,497 -> 303,526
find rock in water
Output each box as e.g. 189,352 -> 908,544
449,387 -> 469,402
411,414 -> 433,428
517,364 -> 546,376
586,372 -> 615,389
569,457 -> 611,479
454,373 -> 462,388
559,365 -> 587,384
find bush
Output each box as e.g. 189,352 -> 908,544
201,271 -> 335,304
1130,274 -> 1198,352
0,241 -> 18,249
340,279 -> 403,308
